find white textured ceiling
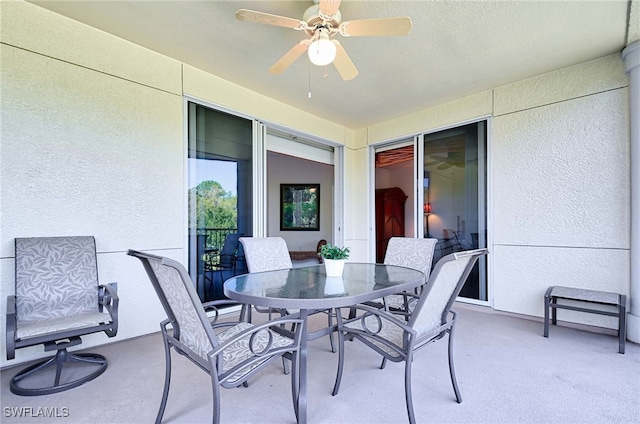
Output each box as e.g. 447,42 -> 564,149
28,1 -> 629,129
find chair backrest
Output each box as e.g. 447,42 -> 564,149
196,234 -> 207,274
240,237 -> 292,273
383,237 -> 438,282
15,236 -> 99,322
220,233 -> 241,255
219,233 -> 241,268
410,249 -> 488,336
128,250 -> 216,361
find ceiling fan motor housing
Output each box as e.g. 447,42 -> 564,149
303,5 -> 341,36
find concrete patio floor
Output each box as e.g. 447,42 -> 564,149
2,305 -> 639,424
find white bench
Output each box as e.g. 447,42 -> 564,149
544,285 -> 626,354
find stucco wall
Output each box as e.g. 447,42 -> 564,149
492,55 -> 629,324
0,2 -> 185,368
358,54 -> 630,329
267,152 -> 334,251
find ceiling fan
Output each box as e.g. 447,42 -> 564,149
235,0 -> 412,81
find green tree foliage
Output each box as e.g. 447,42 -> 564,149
189,180 -> 237,230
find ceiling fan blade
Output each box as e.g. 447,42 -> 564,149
235,9 -> 305,30
319,0 -> 341,17
430,155 -> 449,161
269,41 -> 309,75
437,162 -> 454,170
340,17 -> 412,37
332,41 -> 358,81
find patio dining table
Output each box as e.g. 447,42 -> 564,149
223,262 -> 425,424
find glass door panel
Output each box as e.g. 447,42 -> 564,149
187,102 -> 253,302
424,121 -> 487,301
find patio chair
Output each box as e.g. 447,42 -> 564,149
204,233 -> 243,296
127,250 -> 303,424
240,237 -> 336,353
240,236 -> 293,273
364,237 -> 438,315
205,233 -> 241,275
442,229 -> 463,255
332,248 -> 488,424
6,236 -> 118,396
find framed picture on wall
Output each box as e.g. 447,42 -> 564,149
280,184 -> 320,231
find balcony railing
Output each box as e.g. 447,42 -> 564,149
190,228 -> 244,302
194,227 -> 238,251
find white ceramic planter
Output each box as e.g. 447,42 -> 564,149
324,258 -> 346,277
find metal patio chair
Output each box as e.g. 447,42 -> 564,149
6,236 -> 118,396
364,237 -> 438,315
240,237 -> 336,353
205,233 -> 242,280
332,248 -> 488,424
128,249 -> 302,424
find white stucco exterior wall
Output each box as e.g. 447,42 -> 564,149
0,2 -> 186,368
492,56 -> 629,325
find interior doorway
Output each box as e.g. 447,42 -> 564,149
265,130 -> 336,266
374,143 -> 415,262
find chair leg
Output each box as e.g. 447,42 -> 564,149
155,336 -> 172,424
331,328 -> 346,396
404,353 -> 416,424
11,355 -> 57,386
210,374 -> 222,424
290,351 -> 300,423
282,357 -> 291,375
447,326 -> 462,403
327,309 -> 336,353
10,349 -> 107,396
380,357 -> 387,369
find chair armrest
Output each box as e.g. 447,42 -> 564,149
210,315 -> 304,386
98,283 -> 118,337
384,291 -> 421,317
338,303 -> 415,336
210,315 -> 304,357
336,304 -> 416,344
337,304 -> 417,357
203,300 -> 251,325
99,283 -> 119,313
6,295 -> 16,360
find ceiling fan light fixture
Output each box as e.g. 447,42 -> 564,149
308,31 -> 336,66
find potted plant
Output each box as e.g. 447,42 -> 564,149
319,243 -> 350,277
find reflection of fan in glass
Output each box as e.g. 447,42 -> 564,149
235,0 -> 412,80
425,132 -> 479,170
426,152 -> 470,170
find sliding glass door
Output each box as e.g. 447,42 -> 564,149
187,102 -> 253,302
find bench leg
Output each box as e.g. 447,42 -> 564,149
544,292 -> 550,338
619,295 -> 626,354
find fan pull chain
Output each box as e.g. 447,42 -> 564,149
308,61 -> 312,98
